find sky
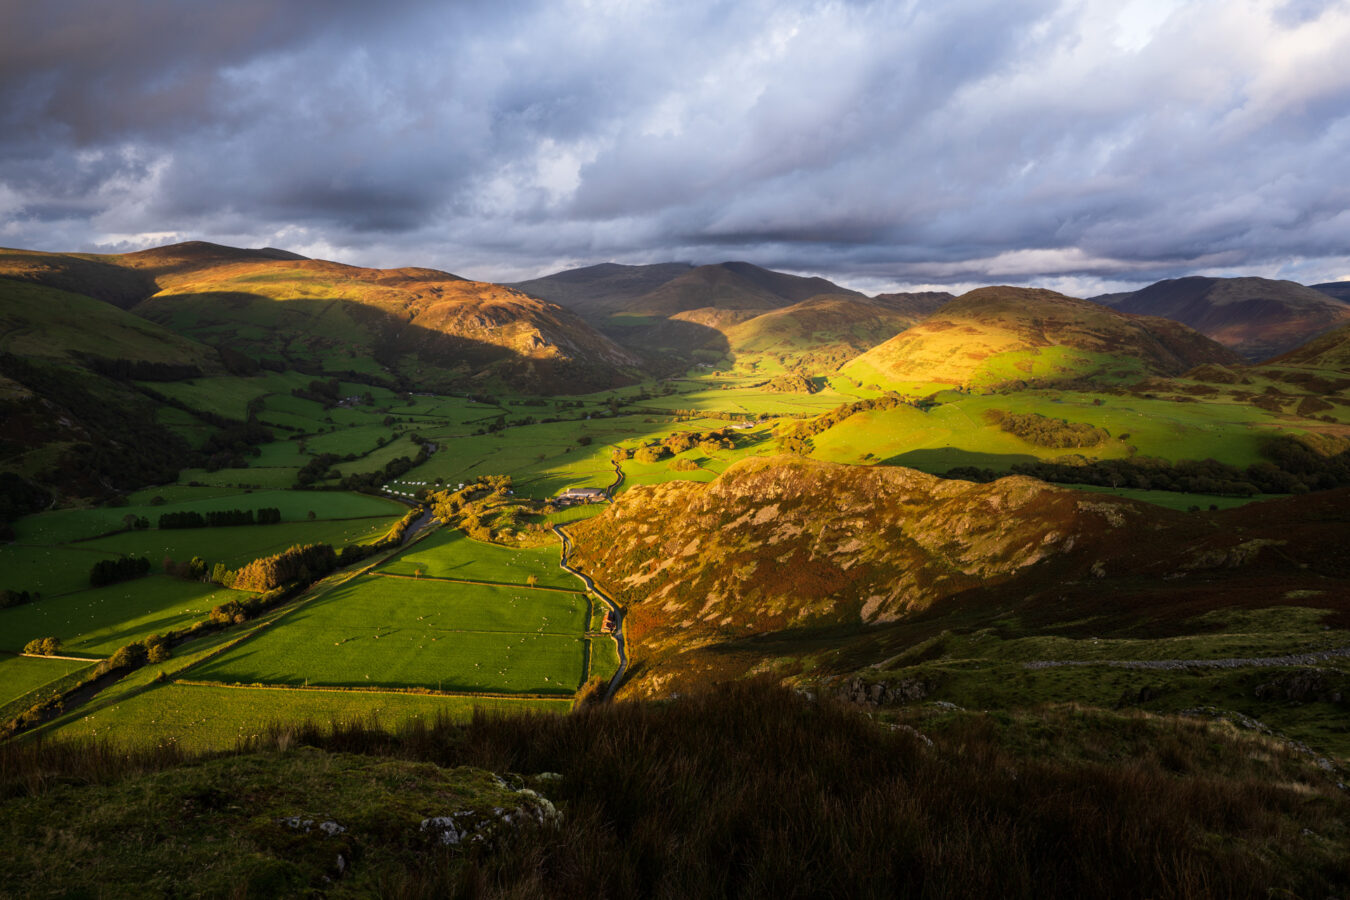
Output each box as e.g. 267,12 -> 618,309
2,0 -> 1349,296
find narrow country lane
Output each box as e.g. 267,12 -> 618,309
553,524 -> 627,701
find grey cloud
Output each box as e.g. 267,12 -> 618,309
2,0 -> 1350,292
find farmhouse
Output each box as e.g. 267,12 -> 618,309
557,487 -> 607,505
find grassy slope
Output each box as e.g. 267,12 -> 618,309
0,280 -> 215,367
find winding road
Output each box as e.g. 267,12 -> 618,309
604,458 -> 625,498
553,524 -> 627,701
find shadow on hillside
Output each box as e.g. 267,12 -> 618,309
594,318 -> 732,375
882,448 -> 1040,474
138,291 -> 639,394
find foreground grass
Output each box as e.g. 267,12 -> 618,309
40,682 -> 570,753
1,683 -> 1345,898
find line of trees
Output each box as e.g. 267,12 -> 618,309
90,555 -> 151,587
0,589 -> 35,609
232,543 -> 339,593
788,392 -> 913,440
158,507 -> 282,529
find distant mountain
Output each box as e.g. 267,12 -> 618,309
1310,281 -> 1350,304
841,286 -> 1241,390
686,295 -> 927,373
623,262 -> 861,319
1094,276 -> 1350,361
508,262 -> 694,318
512,260 -> 860,321
0,242 -> 640,394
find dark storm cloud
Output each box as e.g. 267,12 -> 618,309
2,0 -> 1349,292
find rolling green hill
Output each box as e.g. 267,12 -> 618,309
1264,322 -> 1350,373
841,286 -> 1241,392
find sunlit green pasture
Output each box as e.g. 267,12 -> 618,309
0,576 -> 250,655
376,528 -> 575,589
14,490 -> 403,545
80,517 -> 401,571
806,391 -> 1287,474
189,574 -> 588,693
0,653 -> 92,707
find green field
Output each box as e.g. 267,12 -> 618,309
15,489 -> 403,545
140,372 -> 311,420
0,653 -> 92,707
190,574 -> 588,694
80,517 -> 401,571
0,577 -> 250,656
376,528 -> 573,589
42,681 -> 571,752
588,636 -> 621,683
806,391 -> 1287,475
0,544 -> 121,596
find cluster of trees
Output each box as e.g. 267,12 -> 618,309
157,507 -> 282,529
89,555 -> 151,587
106,633 -> 171,667
233,543 -> 338,592
983,409 -> 1111,448
760,374 -> 819,394
788,393 -> 913,440
947,436 -> 1350,497
296,452 -> 341,486
291,378 -> 343,407
200,421 -> 274,471
0,589 -> 35,609
22,636 -> 62,656
614,428 -> 740,464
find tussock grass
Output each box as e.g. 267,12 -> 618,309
7,683 -> 1342,897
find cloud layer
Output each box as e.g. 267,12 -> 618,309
2,0 -> 1349,293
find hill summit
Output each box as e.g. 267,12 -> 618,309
841,286 -> 1239,390
1097,276 -> 1350,361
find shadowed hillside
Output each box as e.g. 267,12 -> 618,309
1098,276 -> 1350,361
841,286 -> 1239,390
